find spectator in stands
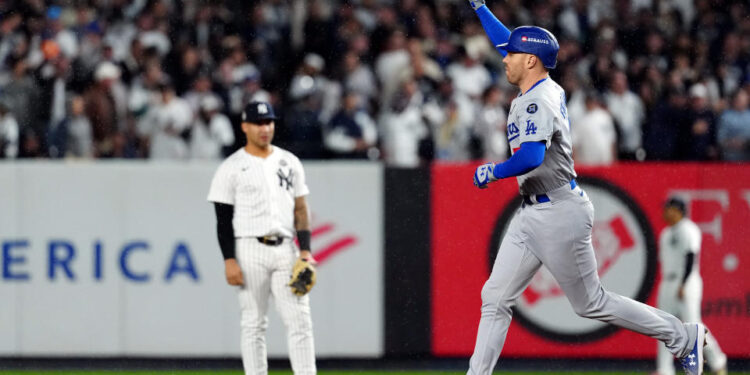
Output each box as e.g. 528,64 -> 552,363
341,50 -> 377,108
34,45 -> 71,157
561,68 -> 586,127
84,61 -> 121,158
289,53 -> 341,124
446,45 -> 491,101
65,95 -> 93,158
141,80 -> 193,159
190,96 -> 234,160
0,101 -> 19,158
682,83 -> 718,161
0,0 -> 746,162
375,28 -> 410,112
323,91 -> 378,159
645,88 -> 690,160
605,70 -> 645,160
718,89 -> 750,161
130,59 -> 165,134
423,78 -> 475,161
404,37 -> 444,98
2,57 -> 38,134
183,72 -> 216,114
572,91 -> 617,166
381,79 -> 428,167
475,85 -> 508,162
282,92 -> 326,159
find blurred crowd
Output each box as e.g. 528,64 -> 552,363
0,0 -> 749,165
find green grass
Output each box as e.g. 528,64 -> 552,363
5,372 -> 748,375
2,372 -> 749,375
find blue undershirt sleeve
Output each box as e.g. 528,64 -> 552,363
492,142 -> 546,179
475,6 -> 511,57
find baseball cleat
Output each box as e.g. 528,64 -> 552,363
679,323 -> 706,375
715,366 -> 727,375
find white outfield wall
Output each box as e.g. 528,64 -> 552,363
0,161 -> 384,357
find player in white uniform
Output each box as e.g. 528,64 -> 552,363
467,1 -> 707,374
656,198 -> 727,375
208,101 -> 316,375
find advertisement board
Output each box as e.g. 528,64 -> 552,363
431,163 -> 750,358
0,161 -> 383,357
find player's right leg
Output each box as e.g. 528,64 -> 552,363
528,196 -> 696,361
467,212 -> 542,375
236,238 -> 274,375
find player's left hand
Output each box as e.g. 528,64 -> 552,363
473,162 -> 497,189
289,257 -> 317,296
467,0 -> 486,10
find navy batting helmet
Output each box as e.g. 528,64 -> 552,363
664,197 -> 687,215
498,26 -> 560,69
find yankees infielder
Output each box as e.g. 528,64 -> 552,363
656,198 -> 727,375
208,101 -> 316,375
467,1 -> 706,374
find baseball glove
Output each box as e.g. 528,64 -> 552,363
289,258 -> 316,296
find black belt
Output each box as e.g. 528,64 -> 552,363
257,236 -> 284,246
523,179 -> 577,205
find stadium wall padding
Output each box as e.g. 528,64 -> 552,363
431,163 -> 750,358
384,168 -> 432,357
0,161 -> 384,357
1,162 -> 749,360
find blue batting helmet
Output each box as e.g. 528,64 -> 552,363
498,26 -> 560,69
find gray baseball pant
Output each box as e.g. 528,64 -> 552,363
468,183 -> 693,375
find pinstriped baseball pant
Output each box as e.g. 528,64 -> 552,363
656,277 -> 727,375
468,184 -> 693,375
235,238 -> 316,375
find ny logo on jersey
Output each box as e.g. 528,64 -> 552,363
277,168 -> 294,191
525,119 -> 537,135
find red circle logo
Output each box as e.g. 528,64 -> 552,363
521,36 -> 528,42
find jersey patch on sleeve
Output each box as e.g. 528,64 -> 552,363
526,103 -> 538,114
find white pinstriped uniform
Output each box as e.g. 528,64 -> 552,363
208,146 -> 316,375
656,218 -> 726,375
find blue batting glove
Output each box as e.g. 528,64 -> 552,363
473,162 -> 497,189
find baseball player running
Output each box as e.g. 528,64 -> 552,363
208,101 -> 316,375
467,1 -> 707,374
655,198 -> 727,375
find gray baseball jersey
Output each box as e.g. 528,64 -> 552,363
506,78 -> 576,195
